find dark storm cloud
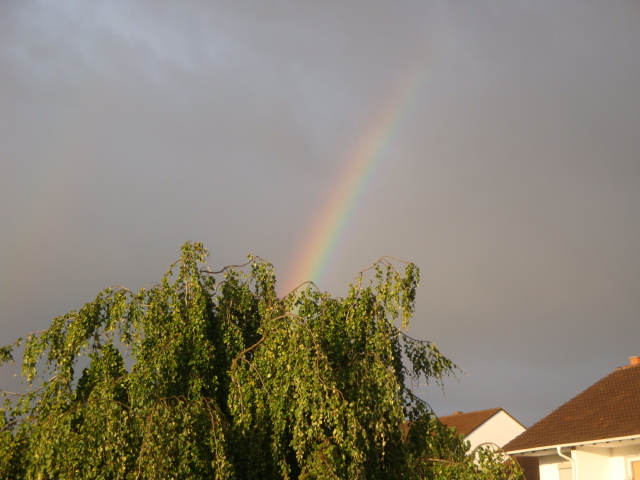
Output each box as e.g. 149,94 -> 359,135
2,0 -> 639,426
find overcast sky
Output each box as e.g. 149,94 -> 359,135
2,0 -> 640,427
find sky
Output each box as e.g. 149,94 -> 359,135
1,0 -> 640,427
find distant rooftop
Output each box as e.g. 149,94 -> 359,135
439,407 -> 524,437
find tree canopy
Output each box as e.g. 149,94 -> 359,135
0,242 -> 521,479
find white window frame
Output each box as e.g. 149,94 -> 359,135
626,455 -> 640,480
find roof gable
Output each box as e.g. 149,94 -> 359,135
504,364 -> 640,452
439,407 -> 506,437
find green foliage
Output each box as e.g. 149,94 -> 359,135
0,242 -> 521,479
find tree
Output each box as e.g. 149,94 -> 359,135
0,242 -> 521,479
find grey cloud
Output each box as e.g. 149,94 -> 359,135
2,0 -> 639,427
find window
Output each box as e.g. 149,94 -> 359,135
558,462 -> 573,480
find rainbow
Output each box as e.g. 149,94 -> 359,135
283,61 -> 433,294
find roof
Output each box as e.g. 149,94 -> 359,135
504,363 -> 640,453
439,407 -> 520,437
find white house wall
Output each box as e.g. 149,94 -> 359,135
534,444 -> 640,480
573,446 -> 611,480
610,444 -> 640,479
538,462 -> 560,480
539,454 -> 567,480
465,410 -> 526,451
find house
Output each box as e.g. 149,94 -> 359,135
439,407 -> 526,452
440,407 -> 539,479
504,356 -> 640,480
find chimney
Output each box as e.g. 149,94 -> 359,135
630,356 -> 640,367
453,411 -> 463,416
